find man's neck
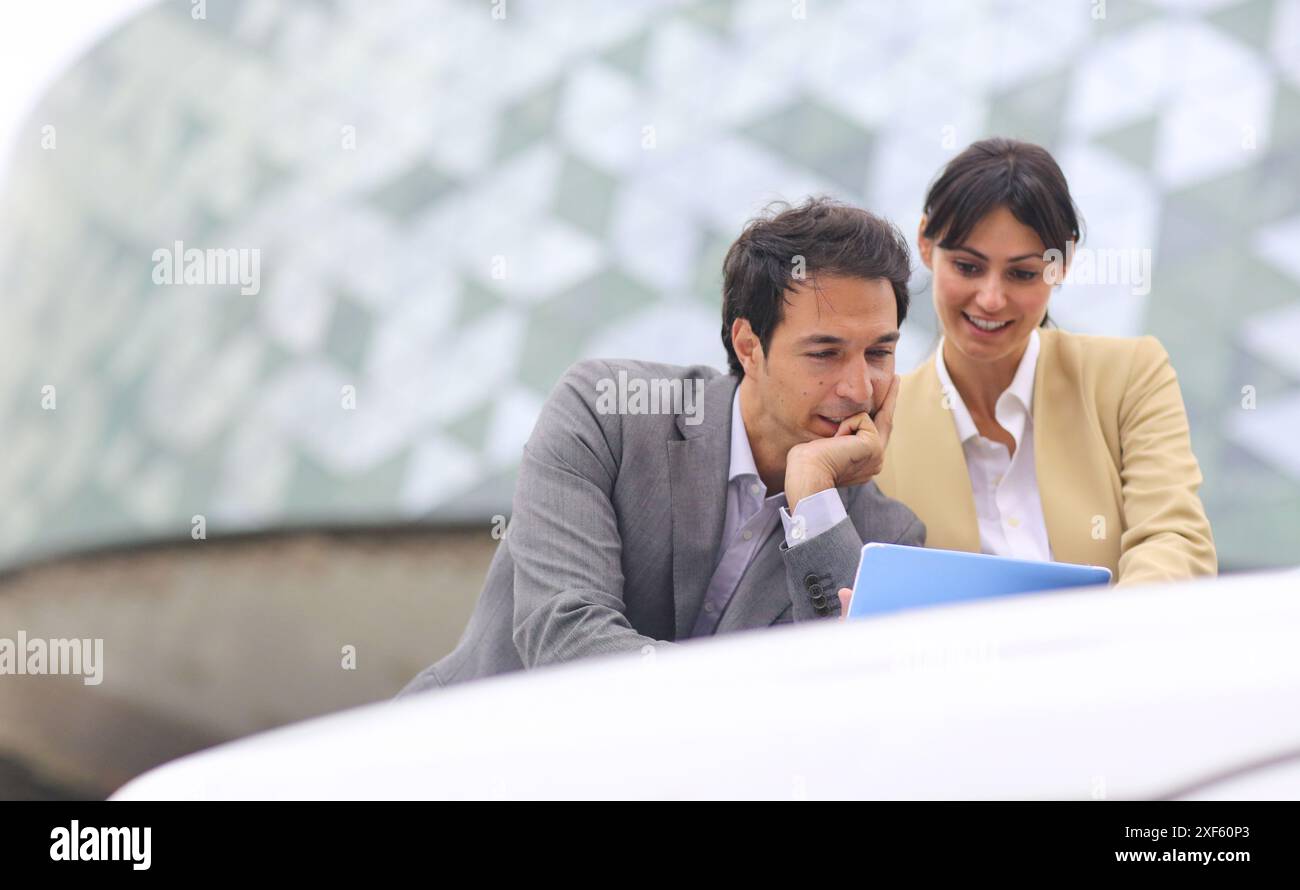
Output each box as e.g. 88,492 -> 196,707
737,377 -> 787,495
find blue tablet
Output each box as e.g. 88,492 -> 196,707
846,543 -> 1112,620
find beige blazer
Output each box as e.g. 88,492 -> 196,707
876,328 -> 1217,586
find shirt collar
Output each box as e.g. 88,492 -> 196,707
934,328 -> 1040,445
1003,326 -> 1041,414
728,386 -> 760,483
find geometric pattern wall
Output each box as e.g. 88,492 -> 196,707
0,0 -> 1296,569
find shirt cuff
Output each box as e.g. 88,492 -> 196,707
780,488 -> 848,548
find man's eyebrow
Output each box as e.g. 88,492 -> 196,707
795,334 -> 847,346
795,331 -> 900,347
953,245 -> 1043,263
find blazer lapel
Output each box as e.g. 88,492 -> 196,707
907,358 -> 981,553
669,372 -> 737,639
1032,329 -> 1103,568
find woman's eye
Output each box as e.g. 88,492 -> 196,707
954,261 -> 980,275
1011,268 -> 1039,282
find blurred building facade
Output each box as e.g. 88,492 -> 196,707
1,0 -> 1297,570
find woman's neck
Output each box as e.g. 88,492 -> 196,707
942,336 -> 1029,420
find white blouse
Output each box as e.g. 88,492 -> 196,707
934,329 -> 1053,562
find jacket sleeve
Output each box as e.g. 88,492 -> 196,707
778,488 -> 925,621
1114,337 -> 1218,585
509,360 -> 679,668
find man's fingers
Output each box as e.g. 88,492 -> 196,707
833,413 -> 867,437
837,587 -> 852,620
836,374 -> 900,443
873,374 -> 900,446
838,409 -> 877,439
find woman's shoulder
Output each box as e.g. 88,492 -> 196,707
895,352 -> 942,410
1040,327 -> 1170,379
898,357 -> 935,385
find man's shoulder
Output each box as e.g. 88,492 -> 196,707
557,357 -> 724,390
534,358 -> 727,448
549,358 -> 725,421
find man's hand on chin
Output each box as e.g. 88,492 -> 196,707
783,373 -> 900,509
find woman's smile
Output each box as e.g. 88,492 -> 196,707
961,310 -> 1015,336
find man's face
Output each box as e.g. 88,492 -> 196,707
733,274 -> 899,453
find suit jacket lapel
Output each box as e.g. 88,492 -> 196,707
669,372 -> 737,640
714,519 -> 787,631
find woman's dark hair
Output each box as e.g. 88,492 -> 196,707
721,196 -> 911,377
921,138 -> 1083,327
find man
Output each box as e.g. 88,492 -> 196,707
397,196 -> 924,695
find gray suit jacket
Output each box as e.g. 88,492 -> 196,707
396,358 -> 924,696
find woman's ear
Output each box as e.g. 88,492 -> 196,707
917,216 -> 934,270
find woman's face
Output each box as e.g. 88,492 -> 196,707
918,204 -> 1055,367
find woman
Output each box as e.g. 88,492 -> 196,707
873,137 -> 1216,586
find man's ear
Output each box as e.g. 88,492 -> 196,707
731,318 -> 762,376
917,216 -> 934,270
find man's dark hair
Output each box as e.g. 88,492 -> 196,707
720,196 -> 911,378
922,137 -> 1083,328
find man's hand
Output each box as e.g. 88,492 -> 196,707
838,587 -> 852,621
784,373 -> 900,509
